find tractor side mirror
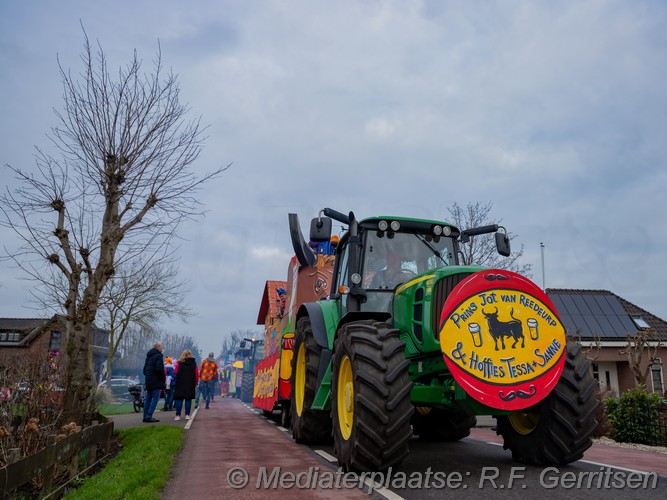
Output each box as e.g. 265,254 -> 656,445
310,217 -> 332,242
495,231 -> 511,257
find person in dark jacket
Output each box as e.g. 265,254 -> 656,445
143,342 -> 166,423
173,349 -> 199,421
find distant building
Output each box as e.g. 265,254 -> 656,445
0,314 -> 111,380
547,289 -> 666,395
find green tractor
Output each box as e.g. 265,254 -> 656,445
288,208 -> 597,472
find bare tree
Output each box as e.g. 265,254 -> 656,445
620,328 -> 662,387
161,331 -> 202,363
220,329 -> 262,360
447,201 -> 532,276
97,257 -> 193,385
0,32 -> 227,423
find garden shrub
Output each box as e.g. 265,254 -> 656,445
604,386 -> 663,445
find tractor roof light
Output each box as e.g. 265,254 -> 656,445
390,220 -> 401,231
433,225 -> 443,236
442,226 -> 452,236
351,273 -> 362,285
378,220 -> 388,231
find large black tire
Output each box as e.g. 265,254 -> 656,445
413,408 -> 477,441
496,341 -> 598,465
290,317 -> 332,443
331,320 -> 414,472
241,374 -> 254,404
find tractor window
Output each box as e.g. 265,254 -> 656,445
362,230 -> 454,290
360,230 -> 453,313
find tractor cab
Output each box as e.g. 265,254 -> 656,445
297,209 -> 510,318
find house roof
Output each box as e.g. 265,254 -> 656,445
0,318 -> 49,332
546,289 -> 667,342
256,280 -> 288,325
0,315 -> 111,349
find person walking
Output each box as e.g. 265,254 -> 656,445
173,349 -> 198,421
199,352 -> 219,409
142,342 -> 165,423
162,357 -> 176,411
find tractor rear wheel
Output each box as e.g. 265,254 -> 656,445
496,341 -> 598,465
413,408 -> 477,442
331,320 -> 413,472
241,374 -> 254,404
290,317 -> 332,443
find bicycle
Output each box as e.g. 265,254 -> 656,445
128,384 -> 145,413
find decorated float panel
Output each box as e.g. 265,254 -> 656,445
253,252 -> 335,411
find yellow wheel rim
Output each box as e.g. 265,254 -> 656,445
337,355 -> 354,440
295,343 -> 306,417
508,410 -> 540,435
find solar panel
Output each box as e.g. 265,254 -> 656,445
605,315 -> 630,338
572,295 -> 594,315
560,294 -> 580,315
593,295 -> 616,315
584,296 -> 605,315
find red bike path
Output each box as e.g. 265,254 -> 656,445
110,398 -> 667,498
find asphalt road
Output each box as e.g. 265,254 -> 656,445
256,410 -> 666,500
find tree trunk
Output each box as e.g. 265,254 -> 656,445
63,319 -> 96,424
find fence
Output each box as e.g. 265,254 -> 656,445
0,419 -> 114,499
649,404 -> 667,447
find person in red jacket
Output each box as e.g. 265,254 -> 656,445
199,352 -> 218,409
173,349 -> 198,421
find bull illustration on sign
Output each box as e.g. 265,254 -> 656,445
482,307 -> 525,351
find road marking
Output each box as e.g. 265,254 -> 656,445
184,407 -> 198,430
579,459 -> 656,475
276,426 -> 288,432
314,450 -> 337,462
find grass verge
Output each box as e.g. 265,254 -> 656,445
65,426 -> 183,500
98,402 -> 136,415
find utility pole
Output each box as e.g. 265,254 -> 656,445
540,242 -> 546,290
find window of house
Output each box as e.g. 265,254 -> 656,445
0,332 -> 6,342
49,330 -> 62,351
592,362 -> 599,385
651,360 -> 664,394
630,315 -> 650,330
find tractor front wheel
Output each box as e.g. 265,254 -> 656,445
331,320 -> 413,472
496,341 -> 598,465
290,317 -> 332,443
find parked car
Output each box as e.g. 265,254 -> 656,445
99,378 -> 139,401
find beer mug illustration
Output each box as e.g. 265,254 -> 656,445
527,318 -> 539,340
468,322 -> 483,347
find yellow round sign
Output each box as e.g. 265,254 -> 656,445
439,270 -> 567,410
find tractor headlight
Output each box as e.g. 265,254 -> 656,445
442,226 -> 452,236
390,220 -> 401,231
351,273 -> 362,285
378,220 -> 388,231
433,225 -> 443,236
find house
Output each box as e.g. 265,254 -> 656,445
0,314 -> 111,380
547,289 -> 667,396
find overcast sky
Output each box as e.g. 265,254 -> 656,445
1,1 -> 666,358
